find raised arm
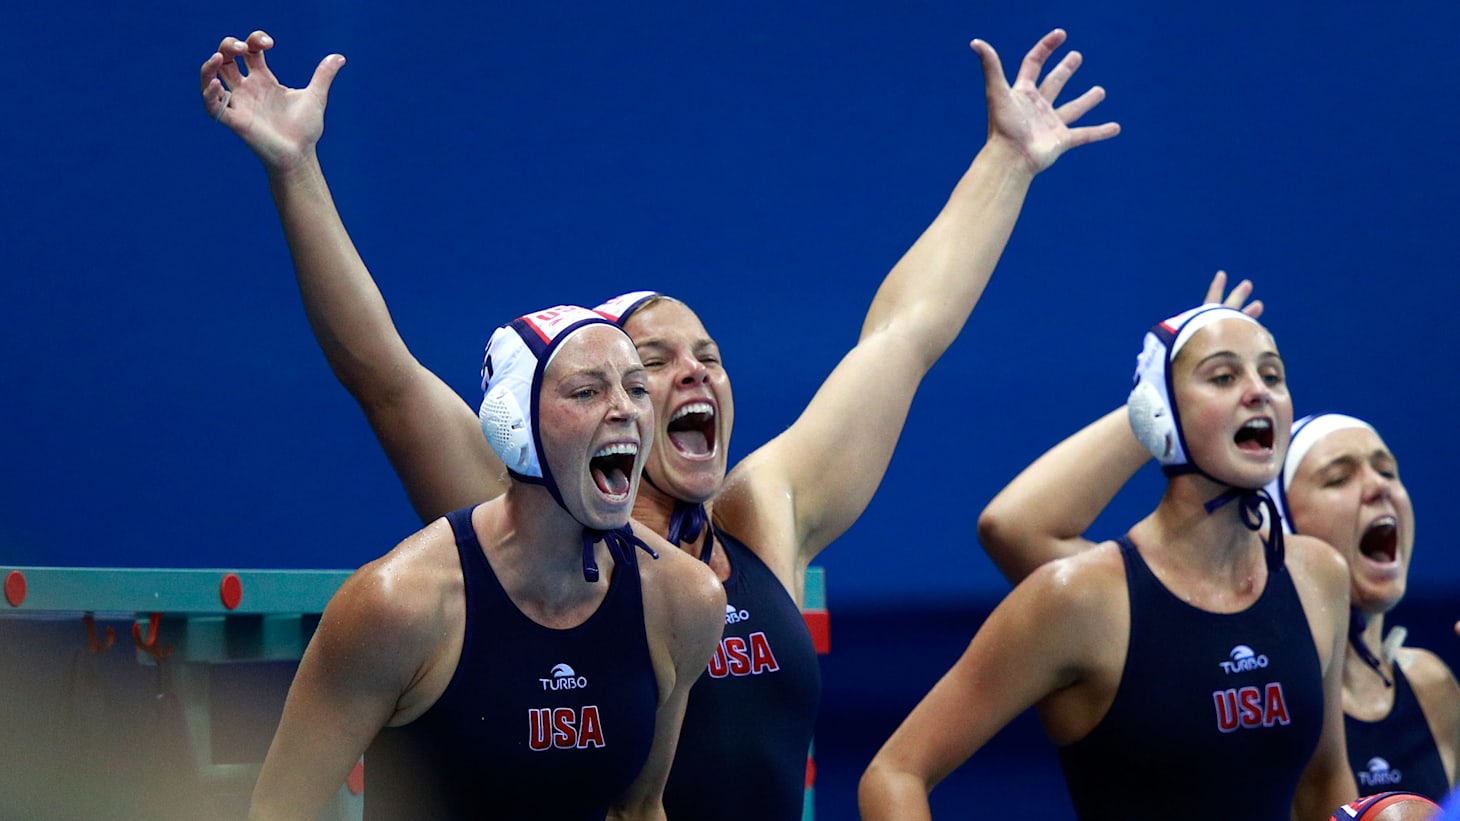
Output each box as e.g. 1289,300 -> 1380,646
977,406 -> 1148,583
976,272 -> 1263,584
723,29 -> 1120,565
202,31 -> 505,523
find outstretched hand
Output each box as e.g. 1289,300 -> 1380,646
200,31 -> 345,172
1202,270 -> 1264,319
971,29 -> 1120,174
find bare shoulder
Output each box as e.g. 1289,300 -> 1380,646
991,541 -> 1130,698
1017,540 -> 1128,627
321,518 -> 463,658
1396,645 -> 1460,698
631,523 -> 726,630
1284,534 -> 1351,592
711,455 -> 794,553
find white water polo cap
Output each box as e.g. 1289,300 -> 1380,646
1128,304 -> 1263,475
592,290 -> 720,567
480,304 -> 660,584
479,305 -> 624,487
1269,413 -> 1393,686
1283,413 -> 1376,496
594,291 -> 661,326
1263,413 -> 1378,535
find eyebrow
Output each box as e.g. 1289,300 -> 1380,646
1316,449 -> 1396,472
634,337 -> 719,354
1192,349 -> 1282,368
557,363 -> 648,383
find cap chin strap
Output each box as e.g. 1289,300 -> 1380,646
1202,483 -> 1396,694
1347,609 -> 1394,688
1201,485 -> 1286,574
641,470 -> 715,565
508,467 -> 660,583
580,527 -> 659,583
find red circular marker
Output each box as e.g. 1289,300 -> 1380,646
219,573 -> 243,610
5,571 -> 26,607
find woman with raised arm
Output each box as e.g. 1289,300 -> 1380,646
860,299 -> 1355,819
202,27 -> 1119,819
977,276 -> 1459,806
249,305 -> 725,821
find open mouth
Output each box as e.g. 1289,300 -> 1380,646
667,402 -> 716,457
1359,516 -> 1399,564
1233,418 -> 1274,452
590,443 -> 638,498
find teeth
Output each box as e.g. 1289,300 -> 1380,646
594,443 -> 639,458
671,402 -> 714,422
1369,515 -> 1397,529
1242,418 -> 1272,430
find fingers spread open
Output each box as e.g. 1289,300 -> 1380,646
1223,278 -> 1255,310
215,38 -> 246,90
1016,29 -> 1067,88
199,52 -> 223,96
1203,270 -> 1229,305
242,31 -> 275,79
246,30 -> 274,51
1064,120 -> 1121,149
201,76 -> 232,121
1054,85 -> 1106,125
1038,51 -> 1081,102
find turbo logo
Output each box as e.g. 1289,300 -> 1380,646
540,662 -> 589,691
1219,644 -> 1270,674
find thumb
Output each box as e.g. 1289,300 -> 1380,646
970,39 -> 1009,99
309,54 -> 347,103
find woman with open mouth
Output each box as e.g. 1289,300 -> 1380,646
1275,414 -> 1459,803
962,274 -> 1455,814
861,282 -> 1356,819
248,305 -> 726,819
202,25 -> 1119,820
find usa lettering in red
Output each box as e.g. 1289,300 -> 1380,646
707,631 -> 780,679
527,705 -> 606,750
1212,683 -> 1291,733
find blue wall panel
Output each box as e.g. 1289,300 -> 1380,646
3,1 -> 1457,613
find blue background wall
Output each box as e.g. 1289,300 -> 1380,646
3,2 -> 1458,816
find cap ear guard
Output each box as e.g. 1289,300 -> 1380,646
1128,379 -> 1177,463
480,383 -> 533,474
478,306 -> 628,487
1127,324 -> 1189,468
